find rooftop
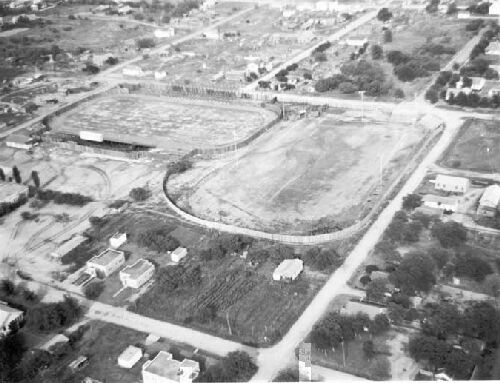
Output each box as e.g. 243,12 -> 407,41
274,258 -> 303,278
6,134 -> 32,144
0,182 -> 28,200
422,194 -> 459,204
479,184 -> 500,208
0,302 -> 23,330
343,300 -> 386,319
120,259 -> 154,280
88,248 -> 124,267
143,351 -> 180,379
435,174 -> 469,186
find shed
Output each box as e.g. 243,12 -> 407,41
477,184 -> 500,217
171,247 -> 187,263
434,174 -> 469,194
0,302 -> 23,336
50,235 -> 87,261
109,232 -> 127,249
422,194 -> 459,212
87,248 -> 125,278
341,301 -> 387,319
6,134 -> 33,150
119,259 -> 155,289
40,333 -> 69,352
118,345 -> 143,369
273,259 -> 304,281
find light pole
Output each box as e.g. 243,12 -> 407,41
358,90 -> 366,123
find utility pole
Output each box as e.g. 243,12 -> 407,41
358,90 -> 366,123
226,311 -> 232,336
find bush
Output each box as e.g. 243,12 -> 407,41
402,193 -> 422,210
431,221 -> 467,248
454,254 -> 493,282
129,187 -> 150,202
137,226 -> 179,252
137,37 -> 155,49
338,81 -> 357,94
83,280 -> 105,300
377,7 -> 392,22
36,189 -> 92,206
383,29 -> 392,43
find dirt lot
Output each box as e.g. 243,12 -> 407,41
440,119 -> 500,173
0,145 -> 164,284
51,95 -> 276,152
169,109 -> 428,233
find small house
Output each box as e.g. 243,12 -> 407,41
109,232 -> 127,249
434,174 -> 469,194
0,302 -> 23,336
86,248 -> 125,278
422,194 -> 459,212
142,351 -> 200,383
341,301 -> 387,319
119,259 -> 155,289
171,247 -> 187,263
414,205 -> 444,218
471,77 -> 486,92
118,345 -> 143,369
477,184 -> 500,217
6,134 -> 33,150
69,356 -> 89,372
122,66 -> 144,77
486,41 -> 500,56
273,259 -> 304,281
154,27 -> 175,39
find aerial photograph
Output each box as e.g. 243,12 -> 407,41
0,0 -> 499,381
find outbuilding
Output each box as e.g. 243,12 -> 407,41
154,27 -> 175,38
50,235 -> 87,261
142,351 -> 200,383
273,259 -> 303,281
0,182 -> 29,204
341,300 -> 387,319
6,134 -> 33,150
422,194 -> 459,212
0,302 -> 23,336
119,259 -> 155,289
118,345 -> 143,369
109,232 -> 127,249
171,247 -> 187,263
86,248 -> 125,278
434,174 -> 469,194
477,184 -> 500,217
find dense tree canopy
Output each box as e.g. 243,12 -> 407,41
431,222 -> 467,248
390,251 -> 436,295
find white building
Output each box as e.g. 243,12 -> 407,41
6,134 -> 33,150
344,37 -> 368,47
273,259 -> 304,281
422,194 -> 459,212
486,41 -> 500,55
489,0 -> 500,14
50,235 -> 87,261
155,71 -> 167,80
471,77 -> 486,91
142,351 -> 200,383
109,232 -> 127,249
0,182 -> 29,204
86,248 -> 125,278
119,259 -> 155,289
0,302 -> 23,336
122,65 -> 144,77
118,345 -> 143,369
477,184 -> 500,217
202,28 -> 219,39
434,174 -> 469,194
341,301 -> 387,319
171,247 -> 187,263
154,27 -> 175,39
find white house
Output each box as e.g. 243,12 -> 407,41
0,302 -> 23,336
486,41 -> 500,56
202,28 -> 219,39
471,77 -> 486,91
0,182 -> 29,204
119,259 -> 155,289
6,134 -> 33,150
422,194 -> 459,212
86,248 -> 125,278
457,10 -> 470,18
344,37 -> 368,47
118,345 -> 143,368
171,247 -> 187,263
154,27 -> 175,39
341,301 -> 387,319
142,351 -> 200,383
273,259 -> 304,281
109,232 -> 127,249
477,184 -> 500,217
434,174 -> 469,194
122,65 -> 144,77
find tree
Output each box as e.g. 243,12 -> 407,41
363,339 -> 376,359
0,168 -> 5,181
427,246 -> 452,270
338,81 -> 358,94
422,302 -> 463,339
368,357 -> 391,380
431,221 -> 467,248
31,170 -> 40,188
425,87 -> 439,103
372,314 -> 391,334
197,304 -> 217,323
482,274 -> 500,298
12,166 -> 21,184
17,349 -> 53,380
366,278 -> 389,303
462,301 -> 499,341
371,44 -> 383,60
137,37 -> 156,49
402,193 -> 422,210
374,240 -> 401,264
129,187 -> 150,201
446,3 -> 457,14
390,251 -> 436,295
198,351 -> 257,382
377,7 -> 393,22
454,253 -> 493,282
394,88 -> 405,99
83,280 -> 104,300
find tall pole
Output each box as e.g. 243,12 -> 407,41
358,90 -> 365,123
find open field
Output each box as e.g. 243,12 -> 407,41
440,119 -> 500,173
0,145 -> 165,284
51,94 -> 276,151
169,109 -> 429,233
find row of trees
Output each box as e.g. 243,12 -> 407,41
137,225 -> 180,252
198,351 -> 257,382
386,50 -> 439,82
36,189 -> 93,206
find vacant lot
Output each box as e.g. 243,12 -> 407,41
51,95 -> 276,152
441,119 -> 500,173
170,109 -> 427,233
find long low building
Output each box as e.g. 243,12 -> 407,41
87,248 -> 125,278
119,259 -> 155,289
477,184 -> 500,217
422,194 -> 459,212
0,182 -> 29,204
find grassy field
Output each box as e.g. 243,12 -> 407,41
440,119 -> 500,173
170,109 -> 427,233
51,95 -> 276,152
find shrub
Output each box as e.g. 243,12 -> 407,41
136,37 -> 155,49
83,280 -> 105,300
431,222 -> 467,248
129,187 -> 150,202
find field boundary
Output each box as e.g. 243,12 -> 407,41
162,119 -> 445,245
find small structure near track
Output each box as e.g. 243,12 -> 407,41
273,259 -> 303,281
